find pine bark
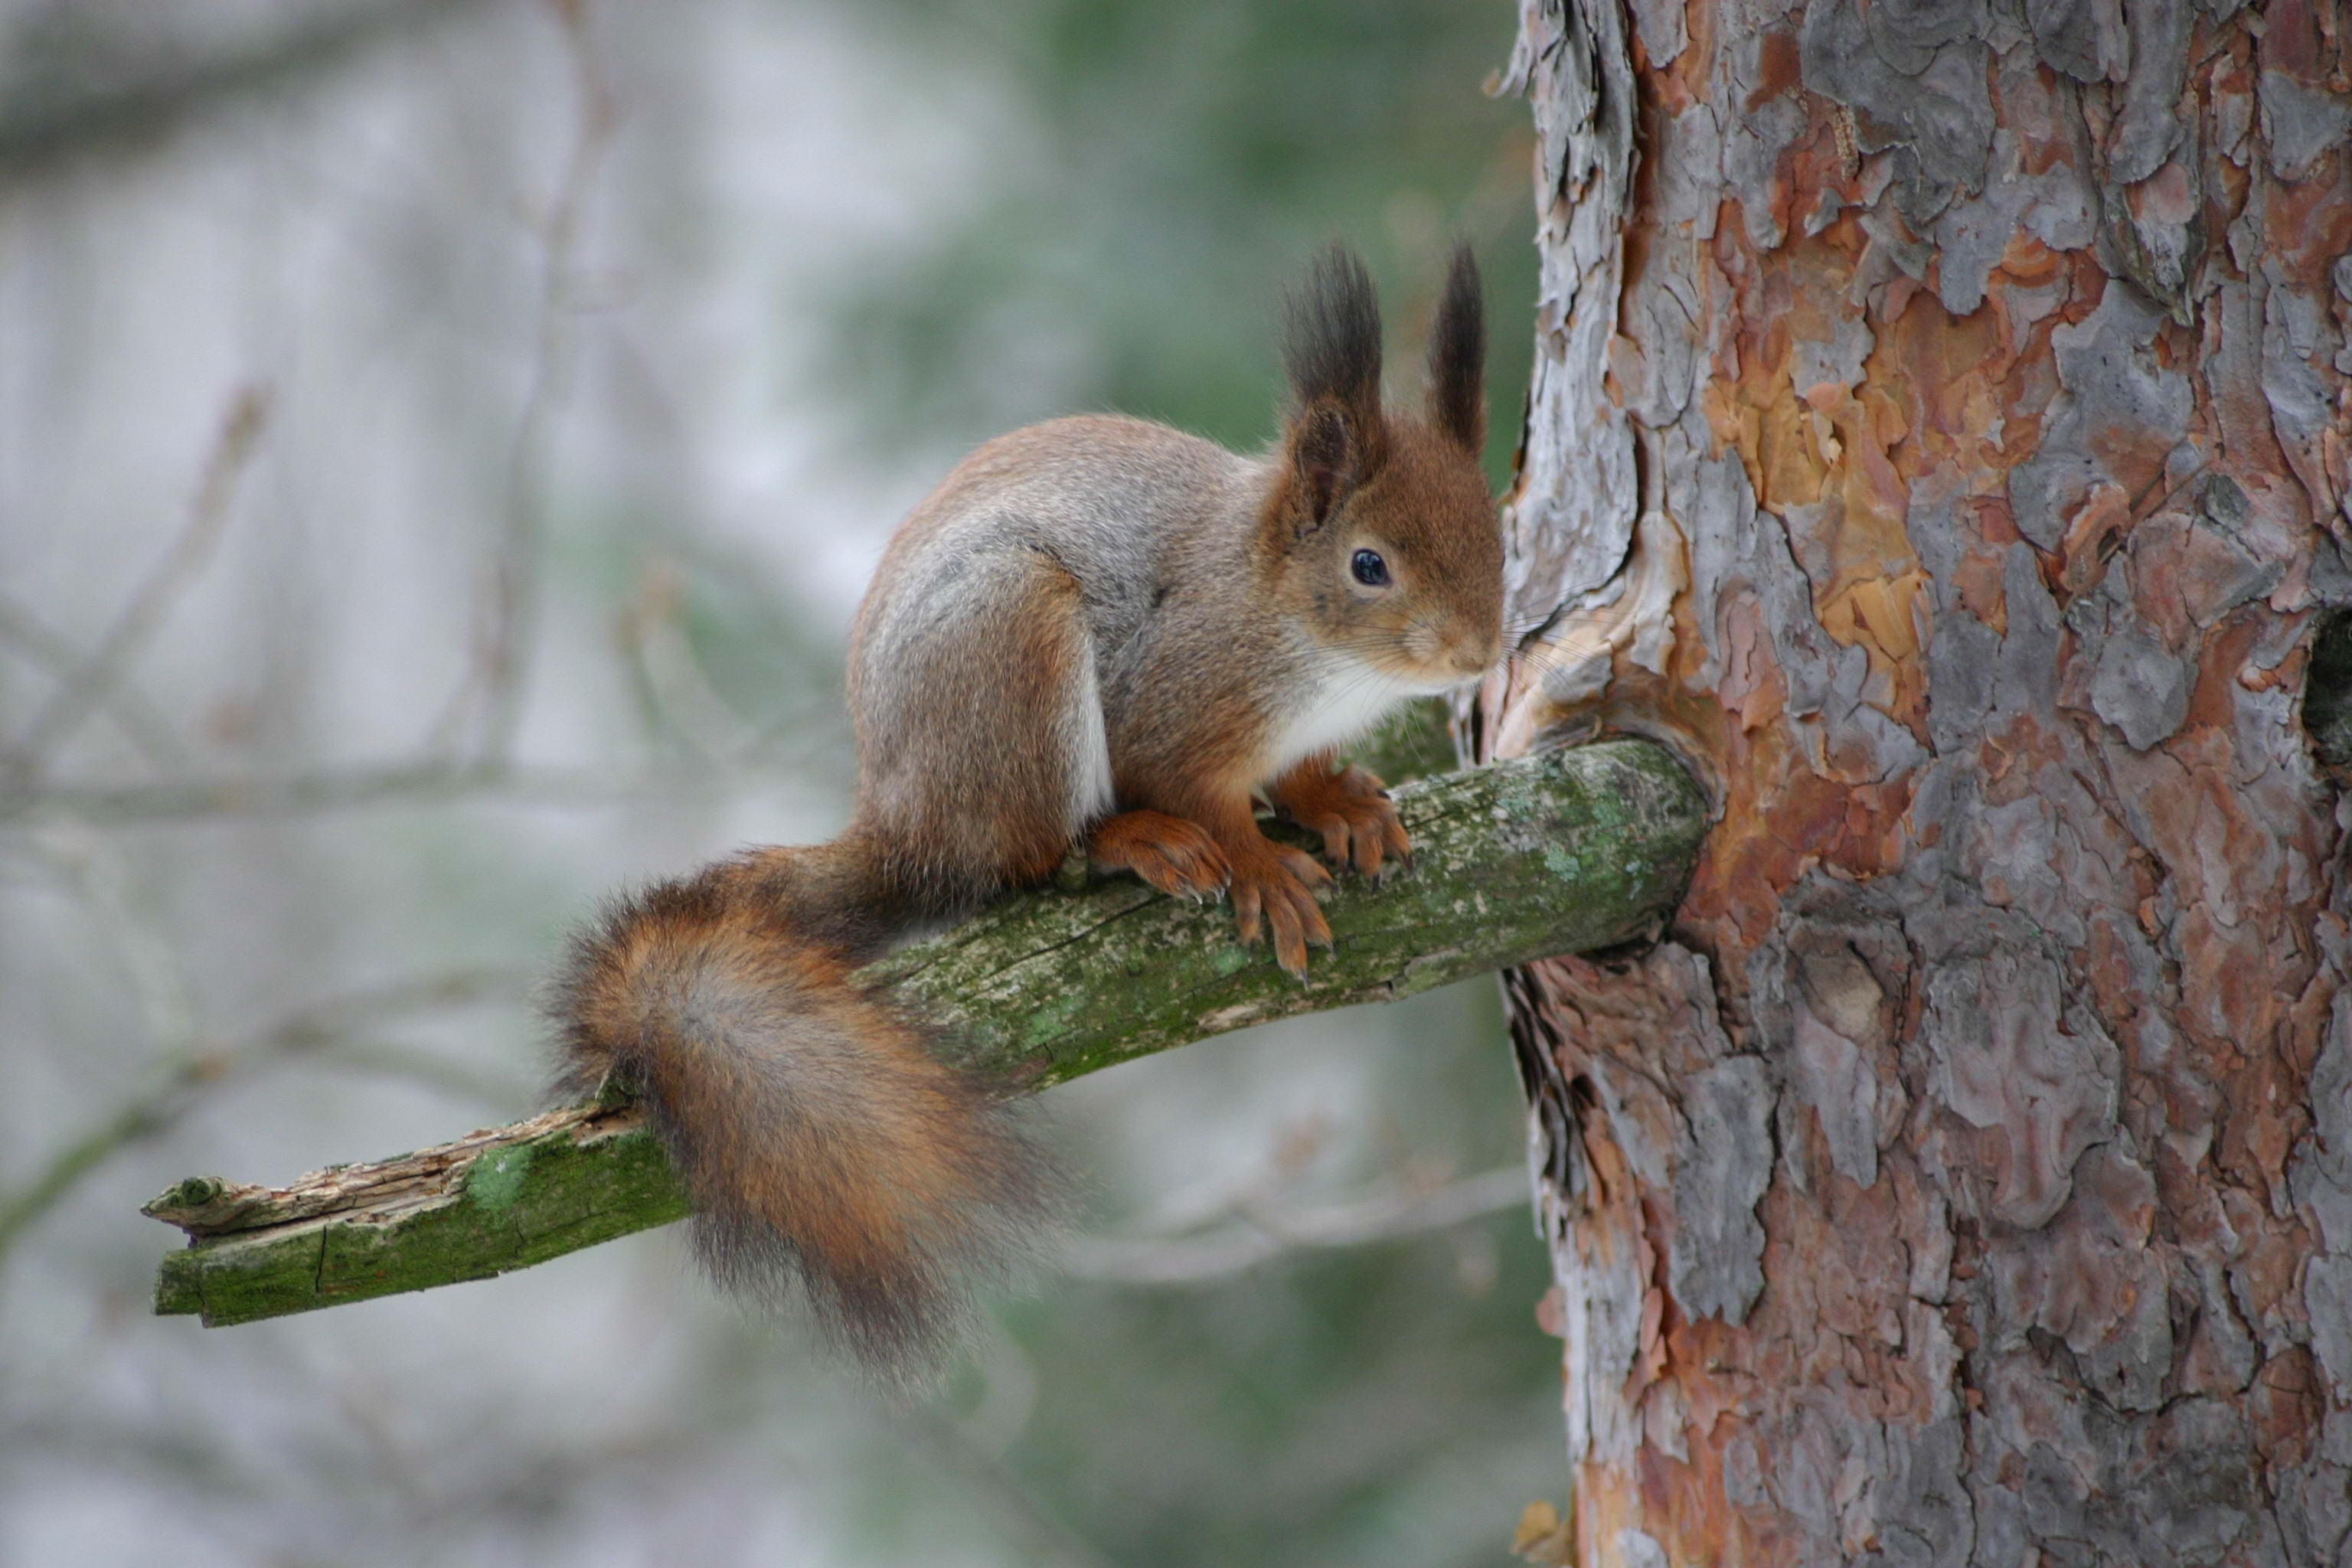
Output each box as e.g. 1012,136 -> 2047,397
1485,2 -> 2352,1562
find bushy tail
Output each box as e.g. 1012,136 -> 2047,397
550,839 -> 1059,1381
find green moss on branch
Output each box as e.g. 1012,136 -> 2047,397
147,741 -> 1707,1328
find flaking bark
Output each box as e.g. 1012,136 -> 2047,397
1491,1 -> 2352,1562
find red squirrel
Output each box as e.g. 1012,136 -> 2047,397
554,246 -> 1503,1378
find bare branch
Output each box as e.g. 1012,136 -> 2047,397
0,965 -> 529,1260
1063,1165 -> 1529,1285
2,385 -> 271,797
6,760 -> 508,825
0,0 -> 492,181
0,756 -> 842,825
0,596 -> 191,772
901,1408 -> 1120,1568
425,1 -> 618,764
311,1042 -> 537,1111
28,822 -> 201,1054
616,557 -> 764,761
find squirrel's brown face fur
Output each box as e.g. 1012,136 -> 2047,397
1295,418 -> 1502,688
1266,243 -> 1502,692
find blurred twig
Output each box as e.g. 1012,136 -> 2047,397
312,1041 -> 537,1110
906,1408 -> 1118,1568
2,386 -> 270,799
0,1398 -> 737,1553
618,557 -> 763,761
0,755 -> 840,824
0,597 -> 191,773
426,0 -> 617,764
26,818 -> 202,1066
5,760 -> 505,823
0,0 -> 492,180
0,965 -> 530,1260
1064,1165 -> 1528,1285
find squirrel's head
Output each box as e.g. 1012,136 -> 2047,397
1263,244 -> 1503,692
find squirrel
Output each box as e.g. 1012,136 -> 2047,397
552,244 -> 1504,1380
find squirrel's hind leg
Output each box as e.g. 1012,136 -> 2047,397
849,550 -> 1112,893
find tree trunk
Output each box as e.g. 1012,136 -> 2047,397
1485,2 -> 2352,1562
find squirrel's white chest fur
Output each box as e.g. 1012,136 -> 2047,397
1262,653 -> 1426,781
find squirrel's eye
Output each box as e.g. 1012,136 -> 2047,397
1351,548 -> 1390,587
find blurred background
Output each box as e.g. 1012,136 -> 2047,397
0,1 -> 1553,1562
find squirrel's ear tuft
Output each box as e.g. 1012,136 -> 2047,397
1283,245 -> 1383,424
1278,246 -> 1386,534
1425,244 -> 1485,456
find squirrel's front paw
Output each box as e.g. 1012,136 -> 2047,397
1088,809 -> 1231,901
1270,763 -> 1410,877
1225,838 -> 1333,978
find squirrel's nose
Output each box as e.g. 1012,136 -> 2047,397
1450,640 -> 1499,679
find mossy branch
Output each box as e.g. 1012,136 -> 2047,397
145,741 -> 1707,1328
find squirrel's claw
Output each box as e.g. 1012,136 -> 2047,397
1270,763 -> 1410,879
1227,838 -> 1333,978
1087,810 -> 1231,901
1094,810 -> 1340,977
